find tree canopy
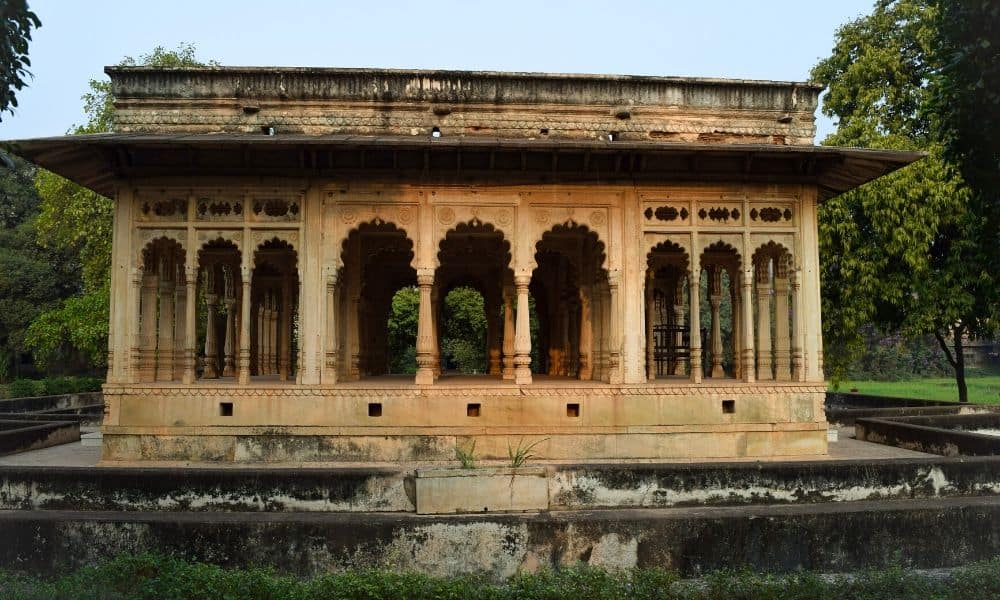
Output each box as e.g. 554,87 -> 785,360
24,44 -> 213,372
812,0 -> 997,401
0,0 -> 40,121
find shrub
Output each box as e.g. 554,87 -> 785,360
6,378 -> 43,398
2,376 -> 103,399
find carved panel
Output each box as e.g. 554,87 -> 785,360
695,233 -> 744,261
749,202 -> 795,226
642,201 -> 691,227
196,230 -> 243,253
249,194 -> 302,222
195,196 -> 244,222
695,202 -> 743,226
135,192 -> 188,222
251,229 -> 300,252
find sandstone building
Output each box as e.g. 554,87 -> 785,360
10,67 -> 920,463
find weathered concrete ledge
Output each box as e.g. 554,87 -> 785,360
857,414 -> 1000,456
3,457 -> 998,513
0,420 -> 81,456
1,497 -> 997,578
0,392 -> 103,414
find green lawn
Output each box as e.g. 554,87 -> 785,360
829,375 -> 1000,404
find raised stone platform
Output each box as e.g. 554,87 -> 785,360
101,380 -> 827,463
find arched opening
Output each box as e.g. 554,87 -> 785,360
386,286 -> 419,374
752,242 -> 794,381
435,220 -> 511,380
532,223 -> 607,381
251,238 -> 299,381
645,240 -> 690,380
138,237 -> 186,383
699,242 -> 741,380
196,238 -> 241,381
339,220 -> 416,380
440,286 -> 488,374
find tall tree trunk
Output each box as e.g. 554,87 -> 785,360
935,325 -> 968,403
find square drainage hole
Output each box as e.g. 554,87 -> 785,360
467,403 -> 481,417
567,403 -> 580,417
722,400 -> 735,414
219,402 -> 233,417
368,403 -> 382,417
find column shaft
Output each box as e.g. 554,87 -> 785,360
501,287 -> 515,380
688,269 -> 702,383
182,268 -> 197,384
514,276 -> 532,385
755,272 -> 773,381
415,273 -> 435,385
238,272 -> 252,385
645,276 -> 656,381
774,277 -> 792,381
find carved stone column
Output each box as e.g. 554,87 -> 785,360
740,268 -> 756,383
156,271 -> 175,382
708,266 -> 724,378
578,286 -> 593,380
172,266 -> 186,381
501,286 -> 515,380
238,267 -> 252,385
791,269 -> 805,381
591,282 -> 605,381
202,270 -> 219,379
139,272 -> 158,383
430,286 -> 441,376
415,271 -> 436,385
673,284 -> 686,376
755,261 -> 773,381
223,296 -> 237,377
347,293 -> 361,380
731,276 -> 742,380
514,275 -> 533,385
645,273 -> 657,381
773,273 -> 792,381
607,271 -> 623,384
324,271 -> 339,383
182,266 -> 197,384
688,268 -> 702,383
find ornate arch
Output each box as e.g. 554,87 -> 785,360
138,235 -> 185,277
751,240 -> 793,280
643,233 -> 691,263
698,240 -> 743,276
646,238 -> 690,273
436,219 -> 513,274
695,234 -> 743,262
532,221 -> 607,276
336,218 -> 417,272
137,230 -> 186,267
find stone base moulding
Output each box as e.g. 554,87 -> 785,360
100,382 -> 827,463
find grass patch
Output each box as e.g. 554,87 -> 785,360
830,375 -> 1000,404
1,554 -> 999,599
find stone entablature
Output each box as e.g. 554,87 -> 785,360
106,67 -> 820,144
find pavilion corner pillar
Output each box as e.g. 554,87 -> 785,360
129,267 -> 144,384
688,267 -> 702,384
514,275 -> 533,385
415,270 -> 436,385
486,295 -> 501,376
182,267 -> 197,384
238,266 -> 251,385
740,267 -> 756,383
755,264 -> 773,381
139,272 -> 158,383
155,270 -> 175,381
501,286 -> 516,380
673,287 -> 685,376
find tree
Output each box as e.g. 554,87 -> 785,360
25,44 -> 213,371
0,0 -> 40,121
812,0 -> 995,402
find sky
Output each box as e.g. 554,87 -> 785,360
1,0 -> 875,142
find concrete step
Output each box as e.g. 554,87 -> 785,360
1,496 -> 997,577
2,455 -> 999,513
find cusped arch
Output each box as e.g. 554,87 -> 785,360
340,219 -> 417,272
139,235 -> 185,274
436,219 -> 513,273
533,221 -> 607,275
254,236 -> 300,270
137,232 -> 186,268
752,240 -> 794,280
646,239 -> 690,272
698,241 -> 743,274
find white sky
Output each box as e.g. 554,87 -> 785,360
1,0 -> 874,142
